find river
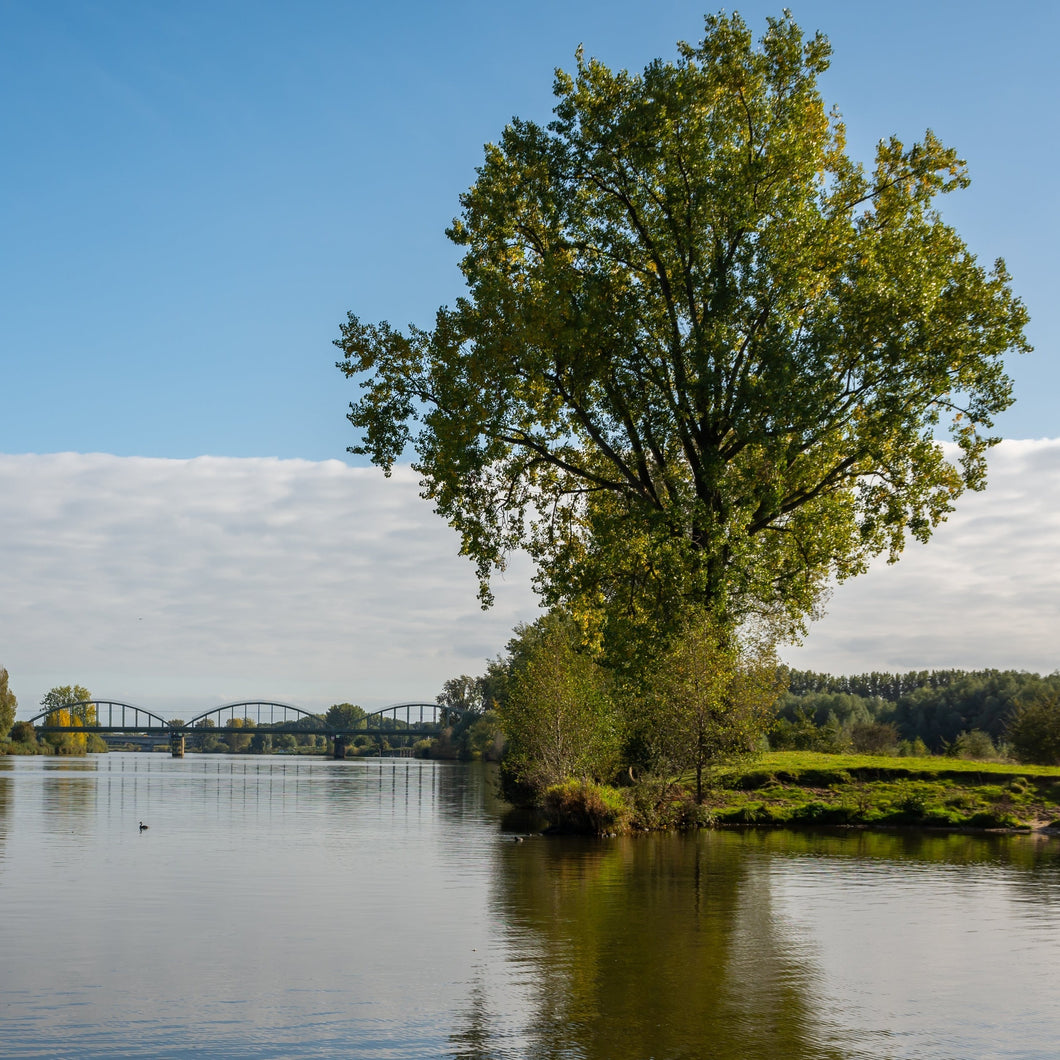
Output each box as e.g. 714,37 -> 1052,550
2,753 -> 1059,1059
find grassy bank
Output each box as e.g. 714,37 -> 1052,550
701,751 -> 1060,830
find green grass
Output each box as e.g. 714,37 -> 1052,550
725,750 -> 1060,781
697,751 -> 1060,831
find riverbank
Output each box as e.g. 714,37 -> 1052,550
701,751 -> 1060,831
537,753 -> 1060,835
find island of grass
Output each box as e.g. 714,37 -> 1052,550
538,753 -> 1060,835
702,752 -> 1060,831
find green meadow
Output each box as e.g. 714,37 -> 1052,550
703,752 -> 1060,830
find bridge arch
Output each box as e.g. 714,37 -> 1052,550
27,700 -> 171,731
364,702 -> 467,730
183,701 -> 329,732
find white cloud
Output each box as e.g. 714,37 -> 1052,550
1,441 -> 1057,720
0,453 -> 539,717
782,438 -> 1060,676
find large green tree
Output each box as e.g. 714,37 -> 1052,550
337,12 -> 1029,652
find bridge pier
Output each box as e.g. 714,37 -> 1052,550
333,735 -> 348,760
170,734 -> 185,758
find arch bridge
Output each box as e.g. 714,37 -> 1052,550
26,699 -> 465,758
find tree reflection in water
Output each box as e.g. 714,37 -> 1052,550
462,831 -> 849,1060
0,769 -> 10,865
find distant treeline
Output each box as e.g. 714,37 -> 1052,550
776,668 -> 1060,754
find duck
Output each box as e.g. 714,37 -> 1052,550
139,821 -> 149,831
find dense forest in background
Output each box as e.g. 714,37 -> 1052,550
775,668 -> 1060,757
434,642 -> 1060,770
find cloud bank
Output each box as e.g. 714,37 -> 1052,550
783,438 -> 1060,676
1,441 -> 1057,718
0,454 -> 538,717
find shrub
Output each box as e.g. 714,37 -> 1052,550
878,782 -> 931,822
625,777 -> 718,830
948,729 -> 1000,761
849,722 -> 899,755
9,721 -> 37,749
790,800 -> 858,825
541,780 -> 630,835
897,737 -> 930,757
8,742 -> 39,755
674,801 -> 717,829
966,810 -> 1026,830
920,808 -> 965,827
716,801 -> 772,824
769,709 -> 845,753
626,776 -> 683,830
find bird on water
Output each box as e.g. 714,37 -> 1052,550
139,821 -> 149,831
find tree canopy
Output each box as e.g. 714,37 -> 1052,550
1007,691 -> 1060,766
41,685 -> 94,724
0,667 -> 16,738
337,12 -> 1029,653
499,614 -> 620,792
325,702 -> 367,730
639,615 -> 782,801
39,684 -> 95,754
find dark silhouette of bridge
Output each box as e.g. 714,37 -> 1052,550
26,699 -> 464,758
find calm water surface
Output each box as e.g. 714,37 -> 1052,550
2,754 -> 1059,1059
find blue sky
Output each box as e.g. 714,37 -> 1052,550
2,0 -> 1056,457
1,2 -> 1057,713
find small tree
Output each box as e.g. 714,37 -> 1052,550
949,729 -> 1000,761
433,678 -> 486,759
639,618 -> 783,802
191,717 -> 216,752
40,707 -> 87,754
467,712 -> 504,761
9,720 -> 38,753
250,731 -> 273,753
770,706 -> 847,753
1006,692 -> 1060,766
325,702 -> 366,730
225,717 -> 253,753
41,685 -> 95,726
849,721 -> 900,755
437,676 -> 484,716
499,615 -> 619,796
40,685 -> 94,754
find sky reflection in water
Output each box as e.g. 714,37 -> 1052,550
1,755 -> 1058,1059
